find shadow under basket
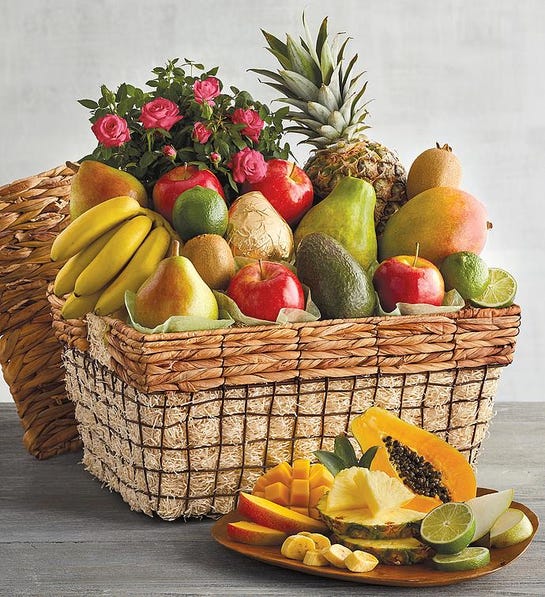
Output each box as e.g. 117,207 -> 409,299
48,289 -> 520,520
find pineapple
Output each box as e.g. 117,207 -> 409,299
317,467 -> 424,540
333,536 -> 433,566
255,15 -> 407,233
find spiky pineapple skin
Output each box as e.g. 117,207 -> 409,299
333,534 -> 433,566
304,138 -> 407,235
320,512 -> 420,540
317,496 -> 423,540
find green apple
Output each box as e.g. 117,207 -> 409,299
466,488 -> 514,542
490,508 -> 533,548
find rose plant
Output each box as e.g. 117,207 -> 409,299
79,59 -> 290,198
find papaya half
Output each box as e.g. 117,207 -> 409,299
350,407 -> 477,513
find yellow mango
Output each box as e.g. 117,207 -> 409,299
290,478 -> 310,508
309,463 -> 335,489
264,481 -> 290,506
292,459 -> 311,480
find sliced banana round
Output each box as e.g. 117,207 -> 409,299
344,550 -> 379,573
280,535 -> 315,561
321,544 -> 353,569
303,549 -> 329,567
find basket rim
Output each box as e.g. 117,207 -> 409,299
99,302 -> 521,343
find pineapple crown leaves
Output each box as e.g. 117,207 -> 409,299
314,433 -> 379,476
251,14 -> 372,148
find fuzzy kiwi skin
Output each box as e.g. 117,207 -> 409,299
181,233 -> 235,290
406,143 -> 462,200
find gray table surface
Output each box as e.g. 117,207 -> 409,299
1,402 -> 543,596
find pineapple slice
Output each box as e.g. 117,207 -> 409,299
360,469 -> 414,516
324,467 -> 414,516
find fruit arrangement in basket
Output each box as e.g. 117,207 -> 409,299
224,408 -> 534,573
51,15 -> 517,331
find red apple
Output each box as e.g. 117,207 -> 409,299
243,159 -> 313,226
152,165 -> 225,223
226,261 -> 305,322
373,253 -> 445,312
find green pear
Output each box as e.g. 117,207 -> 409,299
294,176 -> 377,270
70,160 -> 148,219
133,255 -> 218,328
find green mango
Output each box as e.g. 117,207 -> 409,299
294,176 -> 377,270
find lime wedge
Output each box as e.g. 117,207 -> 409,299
470,268 -> 517,308
419,502 -> 475,554
432,546 -> 491,571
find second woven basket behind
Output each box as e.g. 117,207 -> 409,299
0,165 -> 79,459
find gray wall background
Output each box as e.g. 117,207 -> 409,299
1,0 -> 543,402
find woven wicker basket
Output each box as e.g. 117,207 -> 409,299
48,289 -> 520,520
0,166 -> 79,459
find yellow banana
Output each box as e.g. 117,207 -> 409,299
61,291 -> 102,320
53,225 -> 122,296
50,195 -> 144,261
74,214 -> 153,296
142,207 -> 180,242
94,225 -> 171,316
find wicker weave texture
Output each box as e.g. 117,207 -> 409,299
63,348 -> 502,520
49,292 -> 520,394
0,166 -> 80,458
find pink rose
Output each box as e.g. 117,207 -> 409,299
193,77 -> 221,106
231,108 -> 264,142
228,148 -> 267,184
210,152 -> 221,163
91,114 -> 130,148
193,122 -> 212,144
139,98 -> 183,131
162,145 -> 177,158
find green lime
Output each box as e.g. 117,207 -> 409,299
470,268 -> 517,308
419,502 -> 476,554
172,186 -> 228,241
432,547 -> 491,571
440,252 -> 489,300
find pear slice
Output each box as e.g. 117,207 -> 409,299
490,508 -> 533,548
466,489 -> 514,542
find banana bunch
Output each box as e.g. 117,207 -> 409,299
51,195 -> 176,320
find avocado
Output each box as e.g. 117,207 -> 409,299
294,176 -> 377,270
296,232 -> 376,320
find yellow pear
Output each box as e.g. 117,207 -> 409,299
70,160 -> 148,219
133,255 -> 218,328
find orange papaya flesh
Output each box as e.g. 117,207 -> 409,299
351,407 -> 477,514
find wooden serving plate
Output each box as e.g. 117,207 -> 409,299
211,488 -> 539,587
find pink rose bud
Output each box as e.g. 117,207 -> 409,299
231,108 -> 265,143
228,147 -> 267,184
91,114 -> 131,148
162,145 -> 177,158
193,122 -> 212,144
139,98 -> 183,131
210,152 -> 221,163
193,77 -> 221,106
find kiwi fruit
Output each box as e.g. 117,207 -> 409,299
406,142 -> 462,199
181,234 -> 236,290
